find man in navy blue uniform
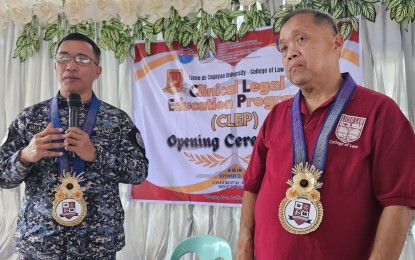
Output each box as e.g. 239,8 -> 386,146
0,33 -> 148,259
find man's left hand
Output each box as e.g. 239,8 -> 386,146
63,127 -> 97,162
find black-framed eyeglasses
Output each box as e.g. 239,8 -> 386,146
55,53 -> 99,66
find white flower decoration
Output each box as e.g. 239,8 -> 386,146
34,0 -> 63,24
286,0 -> 302,5
4,0 -> 28,7
0,5 -> 10,30
239,0 -> 256,6
85,0 -> 118,23
45,0 -> 65,5
172,0 -> 201,17
64,0 -> 89,25
142,0 -> 172,23
116,0 -> 144,26
202,0 -> 231,15
9,4 -> 33,28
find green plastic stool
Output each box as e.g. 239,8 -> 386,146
170,235 -> 233,260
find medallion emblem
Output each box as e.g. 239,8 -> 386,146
279,162 -> 324,234
52,171 -> 87,226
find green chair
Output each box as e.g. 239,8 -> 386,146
170,235 -> 233,260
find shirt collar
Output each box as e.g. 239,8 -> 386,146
288,72 -> 358,108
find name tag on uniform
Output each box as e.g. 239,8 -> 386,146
93,127 -> 121,136
26,123 -> 45,134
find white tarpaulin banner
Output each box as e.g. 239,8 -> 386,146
130,25 -> 362,206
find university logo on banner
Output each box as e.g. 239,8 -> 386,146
130,22 -> 362,206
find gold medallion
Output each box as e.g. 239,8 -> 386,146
52,171 -> 87,226
278,162 -> 324,234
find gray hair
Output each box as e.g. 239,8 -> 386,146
280,9 -> 339,34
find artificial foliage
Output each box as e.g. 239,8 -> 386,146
1,0 -> 413,63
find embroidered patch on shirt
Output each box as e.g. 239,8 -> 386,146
335,114 -> 366,143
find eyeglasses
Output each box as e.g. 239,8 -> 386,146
276,34 -> 309,54
55,53 -> 99,66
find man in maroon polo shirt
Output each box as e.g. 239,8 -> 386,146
236,8 -> 415,260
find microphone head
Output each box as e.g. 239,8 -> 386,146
67,93 -> 82,108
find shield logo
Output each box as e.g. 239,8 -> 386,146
53,197 -> 86,226
289,201 -> 312,225
335,114 -> 366,143
61,201 -> 78,220
163,69 -> 185,94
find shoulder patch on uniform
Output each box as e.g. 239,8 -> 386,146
128,126 -> 145,149
1,124 -> 19,147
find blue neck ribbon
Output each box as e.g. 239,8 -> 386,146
291,75 -> 357,181
49,93 -> 100,176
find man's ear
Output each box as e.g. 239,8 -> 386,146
334,33 -> 344,51
95,66 -> 102,79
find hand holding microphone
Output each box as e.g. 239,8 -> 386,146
64,93 -> 97,162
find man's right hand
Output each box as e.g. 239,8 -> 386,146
236,245 -> 255,260
19,123 -> 65,166
236,191 -> 257,260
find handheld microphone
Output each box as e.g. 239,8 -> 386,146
67,93 -> 81,159
67,93 -> 81,128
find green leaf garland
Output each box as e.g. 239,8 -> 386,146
7,0 -> 413,63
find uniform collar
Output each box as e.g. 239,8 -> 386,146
57,91 -> 92,109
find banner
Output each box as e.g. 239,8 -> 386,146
130,25 -> 362,206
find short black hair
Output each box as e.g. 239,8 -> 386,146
56,33 -> 101,64
280,9 -> 339,34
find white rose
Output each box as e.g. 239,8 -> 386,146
45,0 -> 64,6
202,0 -> 231,15
116,0 -> 144,26
9,4 -> 33,28
172,0 -> 201,17
0,5 -> 10,30
239,0 -> 256,6
34,0 -> 62,24
286,0 -> 302,5
142,0 -> 172,23
64,0 -> 89,25
5,0 -> 29,8
85,0 -> 118,23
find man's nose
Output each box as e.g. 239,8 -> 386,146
287,44 -> 300,60
65,59 -> 78,70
